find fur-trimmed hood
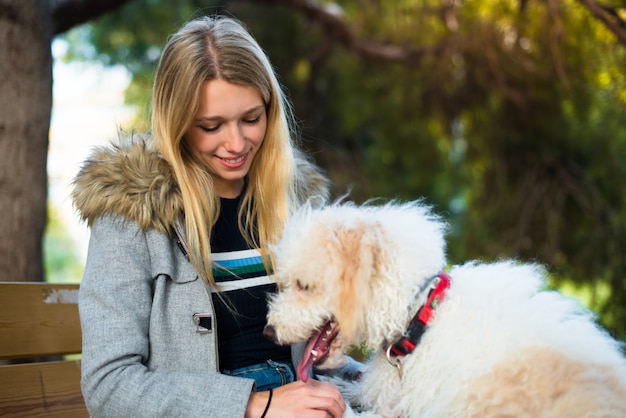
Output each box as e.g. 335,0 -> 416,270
72,138 -> 331,233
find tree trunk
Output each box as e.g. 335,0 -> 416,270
0,0 -> 52,282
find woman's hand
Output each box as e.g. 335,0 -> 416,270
246,379 -> 347,418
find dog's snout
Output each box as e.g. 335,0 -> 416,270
263,324 -> 276,341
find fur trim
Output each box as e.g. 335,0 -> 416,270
72,136 -> 331,233
293,149 -> 332,206
72,138 -> 181,233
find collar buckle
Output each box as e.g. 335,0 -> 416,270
386,345 -> 404,379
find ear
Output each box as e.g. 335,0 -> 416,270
333,222 -> 383,344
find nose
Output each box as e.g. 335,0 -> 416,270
263,324 -> 276,342
224,124 -> 246,153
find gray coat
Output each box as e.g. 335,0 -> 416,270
73,139 -> 332,417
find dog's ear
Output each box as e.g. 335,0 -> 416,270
332,221 -> 383,344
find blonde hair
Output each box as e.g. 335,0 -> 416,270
151,15 -> 297,288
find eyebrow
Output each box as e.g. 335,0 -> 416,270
194,104 -> 266,122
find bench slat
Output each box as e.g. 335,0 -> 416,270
0,282 -> 81,359
0,360 -> 86,417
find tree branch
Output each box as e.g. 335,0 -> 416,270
49,0 -> 134,35
575,0 -> 626,47
251,0 -> 443,63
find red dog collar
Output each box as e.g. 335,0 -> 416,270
388,272 -> 451,357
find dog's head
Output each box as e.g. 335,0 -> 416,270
264,200 -> 447,378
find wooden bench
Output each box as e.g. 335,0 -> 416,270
0,282 -> 87,417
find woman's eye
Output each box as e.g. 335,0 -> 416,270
200,125 -> 219,133
243,116 -> 261,124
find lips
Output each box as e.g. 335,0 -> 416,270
297,320 -> 339,382
218,153 -> 248,168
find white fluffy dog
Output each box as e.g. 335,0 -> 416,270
264,200 -> 626,417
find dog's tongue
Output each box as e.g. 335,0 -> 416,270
297,320 -> 337,382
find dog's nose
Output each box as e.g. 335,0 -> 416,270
263,324 -> 276,341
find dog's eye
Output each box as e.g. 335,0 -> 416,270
296,280 -> 310,291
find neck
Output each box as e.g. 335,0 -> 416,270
387,272 -> 451,358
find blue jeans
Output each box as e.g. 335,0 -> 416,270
222,360 -> 296,392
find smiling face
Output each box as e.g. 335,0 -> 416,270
183,79 -> 267,198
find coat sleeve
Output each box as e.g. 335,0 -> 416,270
79,215 -> 254,417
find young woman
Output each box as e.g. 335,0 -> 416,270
73,15 -> 357,417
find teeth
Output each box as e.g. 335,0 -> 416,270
311,349 -> 318,358
224,155 -> 245,164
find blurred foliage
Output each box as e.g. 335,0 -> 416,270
59,0 -> 626,341
44,205 -> 83,283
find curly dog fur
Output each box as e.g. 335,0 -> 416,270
265,200 -> 626,417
